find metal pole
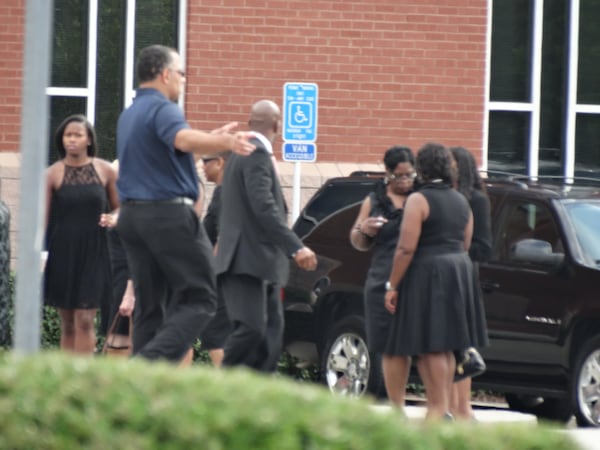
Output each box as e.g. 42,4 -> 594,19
292,162 -> 302,223
14,0 -> 54,353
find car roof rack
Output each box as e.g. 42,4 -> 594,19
349,170 -> 385,178
481,171 -> 529,189
483,170 -> 600,187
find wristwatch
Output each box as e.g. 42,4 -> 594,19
385,281 -> 395,292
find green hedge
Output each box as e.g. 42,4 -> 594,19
0,352 -> 580,450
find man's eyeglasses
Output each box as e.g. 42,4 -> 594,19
388,172 -> 416,181
202,157 -> 218,164
169,68 -> 186,77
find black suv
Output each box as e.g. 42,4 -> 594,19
282,172 -> 600,427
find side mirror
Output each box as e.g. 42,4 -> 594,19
510,238 -> 564,268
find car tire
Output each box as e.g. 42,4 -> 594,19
505,393 -> 543,413
319,315 -> 385,398
572,335 -> 600,427
505,394 -> 572,423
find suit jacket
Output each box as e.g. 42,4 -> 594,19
215,137 -> 302,285
202,185 -> 221,246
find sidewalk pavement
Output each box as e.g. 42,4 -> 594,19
369,403 -> 538,424
371,403 -> 600,450
563,429 -> 600,450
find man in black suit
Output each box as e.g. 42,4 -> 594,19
215,99 -> 317,372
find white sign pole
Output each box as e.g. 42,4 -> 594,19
292,162 -> 302,223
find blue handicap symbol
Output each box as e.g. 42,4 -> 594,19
288,102 -> 312,129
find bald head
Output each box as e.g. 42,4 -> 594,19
248,100 -> 281,138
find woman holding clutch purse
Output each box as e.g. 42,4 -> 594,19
449,146 -> 492,421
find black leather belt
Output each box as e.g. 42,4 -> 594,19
124,197 -> 194,206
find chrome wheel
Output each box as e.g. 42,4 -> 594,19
324,331 -> 370,397
577,349 -> 600,426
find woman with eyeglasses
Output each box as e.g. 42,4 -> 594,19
196,150 -> 233,367
350,145 -> 415,403
383,143 -> 488,421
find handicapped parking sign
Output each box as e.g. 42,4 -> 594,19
283,82 -> 318,142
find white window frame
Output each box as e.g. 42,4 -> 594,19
47,0 -> 187,124
563,0 -> 600,180
123,0 -> 187,109
487,0 -> 600,180
46,0 -> 98,124
486,0 -> 544,178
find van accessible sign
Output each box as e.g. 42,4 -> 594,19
282,142 -> 316,162
282,82 -> 318,162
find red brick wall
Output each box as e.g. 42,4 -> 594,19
0,1 -> 488,160
0,0 -> 24,153
186,0 -> 488,162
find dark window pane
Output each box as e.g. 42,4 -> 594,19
496,202 -> 561,262
537,150 -> 563,176
134,0 -> 179,86
575,114 -> 600,173
95,0 -> 126,162
487,192 -> 501,224
48,97 -> 87,164
490,0 -> 533,102
578,0 -> 600,103
496,202 -> 535,261
488,111 -> 530,174
52,0 -> 88,87
538,0 -> 568,175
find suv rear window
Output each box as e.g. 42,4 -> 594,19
293,179 -> 377,238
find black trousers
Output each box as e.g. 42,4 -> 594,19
116,202 -> 216,361
199,283 -> 232,351
105,228 -> 130,336
220,273 -> 283,372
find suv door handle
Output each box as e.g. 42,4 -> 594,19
480,280 -> 500,293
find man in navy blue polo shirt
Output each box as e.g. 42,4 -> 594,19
116,44 -> 255,363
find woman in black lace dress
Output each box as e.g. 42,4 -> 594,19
350,146 -> 415,401
44,114 -> 119,354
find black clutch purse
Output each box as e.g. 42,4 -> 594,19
454,347 -> 486,382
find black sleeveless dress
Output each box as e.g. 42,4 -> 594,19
385,183 -> 488,356
44,162 -> 111,310
363,181 -> 404,354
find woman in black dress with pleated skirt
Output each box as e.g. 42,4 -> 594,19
384,143 -> 487,421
